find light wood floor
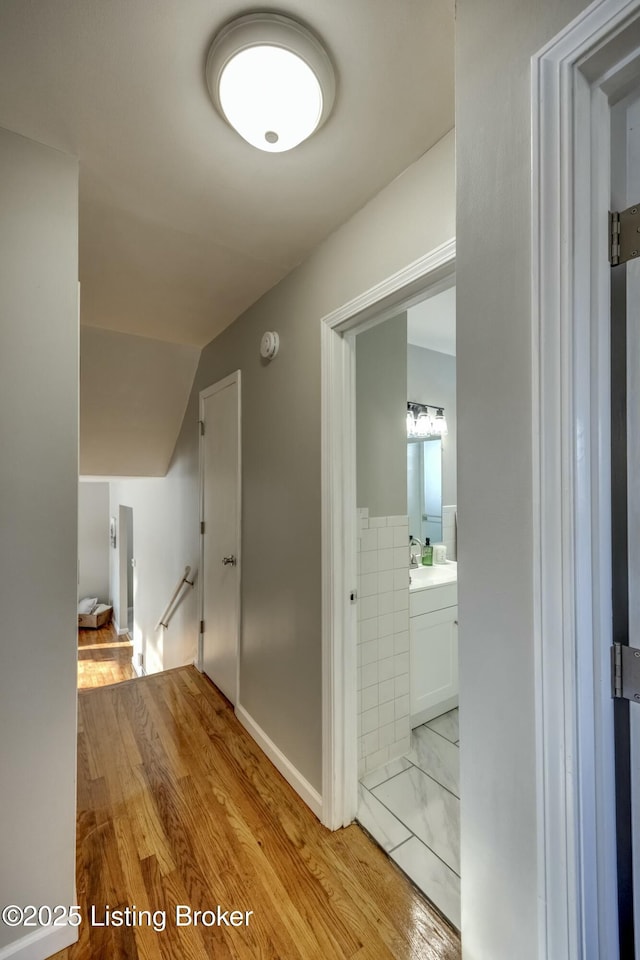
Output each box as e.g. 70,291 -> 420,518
77,621 -> 136,689
52,667 -> 461,960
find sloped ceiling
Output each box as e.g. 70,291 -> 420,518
80,328 -> 199,476
0,0 -> 454,475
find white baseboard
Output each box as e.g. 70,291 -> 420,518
116,626 -> 129,636
0,923 -> 78,960
235,704 -> 323,820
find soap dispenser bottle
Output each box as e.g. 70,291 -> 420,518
422,538 -> 433,566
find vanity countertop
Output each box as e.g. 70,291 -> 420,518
409,560 -> 457,592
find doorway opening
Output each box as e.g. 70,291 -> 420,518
77,481 -> 135,689
124,504 -> 134,637
351,276 -> 459,929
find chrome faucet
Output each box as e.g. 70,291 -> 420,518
409,535 -> 423,568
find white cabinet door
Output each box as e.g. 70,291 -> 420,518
410,605 -> 458,726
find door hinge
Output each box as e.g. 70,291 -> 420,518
200,620 -> 204,634
199,420 -> 205,436
610,204 -> 640,266
200,520 -> 205,534
612,642 -> 640,702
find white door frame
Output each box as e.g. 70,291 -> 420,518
117,504 -> 133,629
198,370 -> 242,705
533,1 -> 640,956
320,238 -> 456,831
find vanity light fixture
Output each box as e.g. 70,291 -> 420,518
407,402 -> 448,439
205,13 -> 336,153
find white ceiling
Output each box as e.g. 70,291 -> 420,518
407,284 -> 456,355
0,0 -> 454,347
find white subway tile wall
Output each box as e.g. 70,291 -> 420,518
357,508 -> 411,778
442,505 -> 457,561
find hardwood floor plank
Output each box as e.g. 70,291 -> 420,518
113,693 -> 144,768
112,817 -> 165,960
50,665 -> 460,960
140,857 -> 211,960
137,682 -> 189,779
125,763 -> 178,877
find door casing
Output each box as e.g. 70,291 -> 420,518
532,2 -> 640,957
320,239 -> 456,833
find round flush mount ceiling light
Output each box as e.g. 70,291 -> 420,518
205,13 -> 336,153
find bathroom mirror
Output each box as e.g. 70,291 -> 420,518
407,437 -> 442,544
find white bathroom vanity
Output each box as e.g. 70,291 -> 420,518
409,561 -> 458,727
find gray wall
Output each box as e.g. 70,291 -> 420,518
357,314 -> 408,517
407,344 -> 456,506
456,2 -> 590,958
109,425 -> 200,674
119,131 -> 455,793
78,481 -> 110,600
196,136 -> 454,794
80,326 -> 199,477
0,127 -> 78,953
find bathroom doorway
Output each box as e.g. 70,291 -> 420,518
350,277 -> 460,929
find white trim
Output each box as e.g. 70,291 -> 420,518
0,923 -> 78,960
322,239 -> 456,332
320,239 -> 455,830
198,370 -> 242,705
116,626 -> 129,636
235,704 -> 323,819
320,322 -> 358,829
532,2 -> 640,957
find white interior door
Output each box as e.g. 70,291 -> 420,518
200,372 -> 241,704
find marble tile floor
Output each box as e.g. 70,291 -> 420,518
356,707 -> 461,930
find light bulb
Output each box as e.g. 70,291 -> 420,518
416,412 -> 430,437
435,409 -> 448,437
218,46 -> 323,152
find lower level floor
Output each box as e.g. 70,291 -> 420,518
77,620 -> 135,689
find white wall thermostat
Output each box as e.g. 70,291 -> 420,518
260,331 -> 279,360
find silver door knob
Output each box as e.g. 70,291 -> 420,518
222,555 -> 236,566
